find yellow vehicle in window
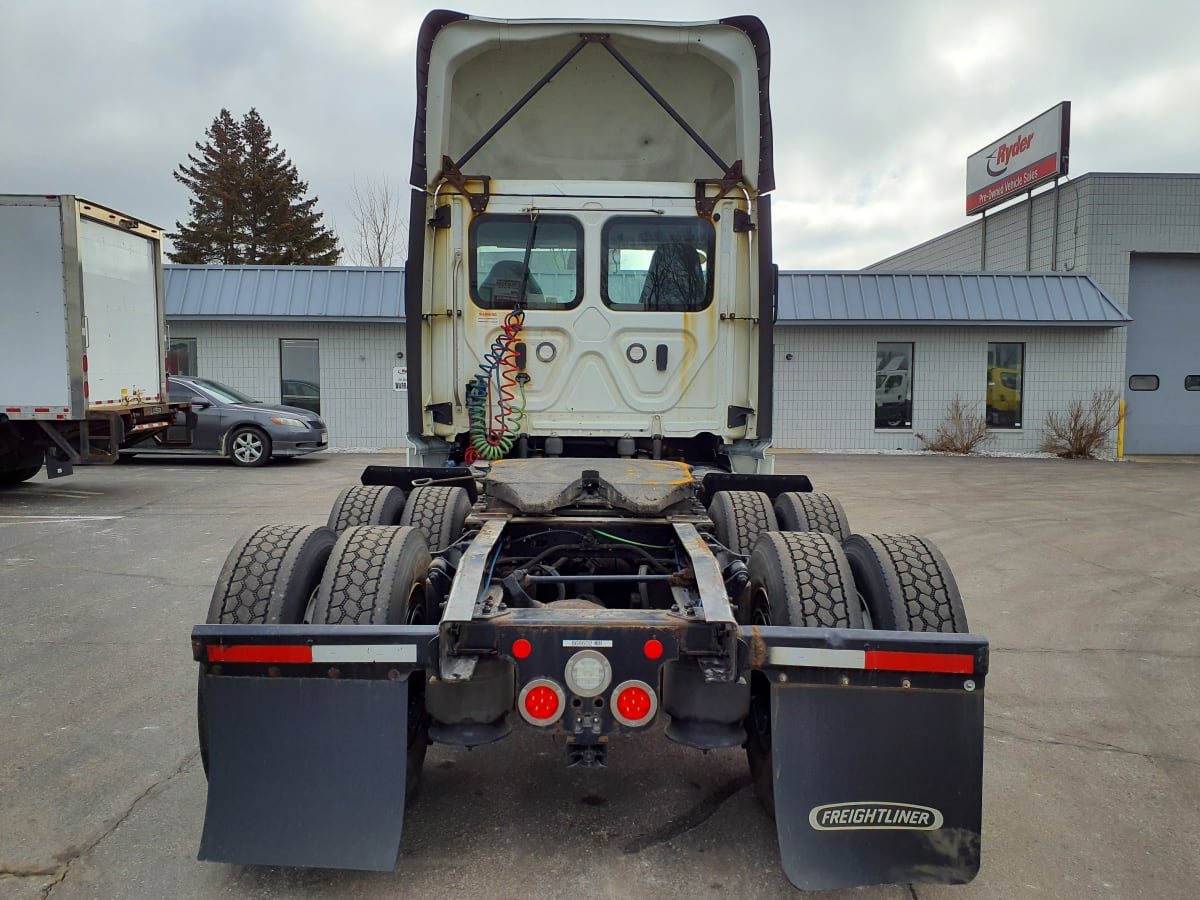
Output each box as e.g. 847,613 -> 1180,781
986,367 -> 1022,426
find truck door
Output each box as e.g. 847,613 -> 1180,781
443,194 -> 757,448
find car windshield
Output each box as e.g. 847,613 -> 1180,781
190,379 -> 257,405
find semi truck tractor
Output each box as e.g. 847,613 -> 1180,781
0,195 -> 187,484
193,12 -> 988,891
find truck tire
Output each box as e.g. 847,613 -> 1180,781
207,523 -> 337,625
309,525 -> 433,799
200,524 -> 337,775
744,532 -> 862,818
773,491 -> 850,543
708,490 -> 778,556
327,484 -> 407,532
400,485 -> 472,552
842,533 -> 969,632
228,425 -> 271,467
0,463 -> 42,485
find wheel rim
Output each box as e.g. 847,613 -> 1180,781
750,587 -> 772,627
233,432 -> 263,463
301,585 -> 320,625
405,582 -> 427,625
856,590 -> 875,629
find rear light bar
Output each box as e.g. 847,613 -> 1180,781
767,646 -> 975,675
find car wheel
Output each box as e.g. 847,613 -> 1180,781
228,426 -> 271,467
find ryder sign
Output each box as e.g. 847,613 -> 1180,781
966,102 -> 1070,214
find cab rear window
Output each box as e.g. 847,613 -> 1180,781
470,215 -> 582,310
601,217 -> 714,312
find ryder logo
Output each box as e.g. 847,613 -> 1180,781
809,802 -> 944,831
986,132 -> 1034,177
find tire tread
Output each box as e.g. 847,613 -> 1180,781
327,484 -> 406,532
710,490 -> 778,555
207,524 -> 334,624
774,492 -> 850,543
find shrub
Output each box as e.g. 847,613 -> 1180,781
1040,389 -> 1119,459
916,396 -> 993,454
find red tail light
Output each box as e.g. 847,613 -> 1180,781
518,678 -> 565,726
611,680 -> 657,727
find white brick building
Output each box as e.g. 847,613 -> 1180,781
164,267 -> 409,450
872,173 -> 1200,454
164,262 -> 1129,454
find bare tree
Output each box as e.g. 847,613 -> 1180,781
347,175 -> 407,266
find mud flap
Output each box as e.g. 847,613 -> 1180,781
771,680 -> 984,890
199,674 -> 410,870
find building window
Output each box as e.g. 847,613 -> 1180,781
1128,375 -> 1159,391
601,217 -> 715,311
875,343 -> 913,429
280,339 -> 320,414
986,343 -> 1024,428
167,338 -> 197,376
1184,375 -> 1200,391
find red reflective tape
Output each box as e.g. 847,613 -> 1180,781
864,650 -> 975,674
34,408 -> 50,413
6,408 -> 20,413
207,644 -> 313,664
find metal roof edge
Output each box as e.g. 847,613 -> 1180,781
165,315 -> 404,324
1077,274 -> 1133,321
776,319 -> 1129,328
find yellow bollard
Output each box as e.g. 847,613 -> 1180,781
1117,398 -> 1126,459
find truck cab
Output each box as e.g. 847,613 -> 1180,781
405,14 -> 776,472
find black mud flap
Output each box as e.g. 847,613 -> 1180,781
199,674 -> 410,870
771,680 -> 983,890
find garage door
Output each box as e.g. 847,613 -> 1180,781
1125,254 -> 1200,454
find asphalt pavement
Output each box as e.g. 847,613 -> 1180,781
1,450 -> 1198,899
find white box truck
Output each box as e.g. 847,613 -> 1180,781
0,194 -> 186,484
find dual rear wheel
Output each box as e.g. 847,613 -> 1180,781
709,489 -> 969,816
202,483 -> 475,797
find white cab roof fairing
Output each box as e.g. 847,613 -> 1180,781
410,11 -> 774,194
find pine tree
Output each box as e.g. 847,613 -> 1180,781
169,109 -> 243,264
168,108 -> 339,264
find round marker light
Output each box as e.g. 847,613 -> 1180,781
518,678 -> 566,726
611,680 -> 658,727
643,639 -> 663,660
564,649 -> 612,698
525,686 -> 559,720
512,638 -> 532,659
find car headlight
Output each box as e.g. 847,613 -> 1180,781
270,416 -> 306,428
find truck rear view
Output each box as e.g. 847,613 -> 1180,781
405,12 -> 775,474
0,195 -> 182,483
192,12 -> 988,891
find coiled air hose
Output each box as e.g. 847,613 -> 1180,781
467,308 -> 526,460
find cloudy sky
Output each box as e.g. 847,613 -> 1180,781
3,1 -> 1197,269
